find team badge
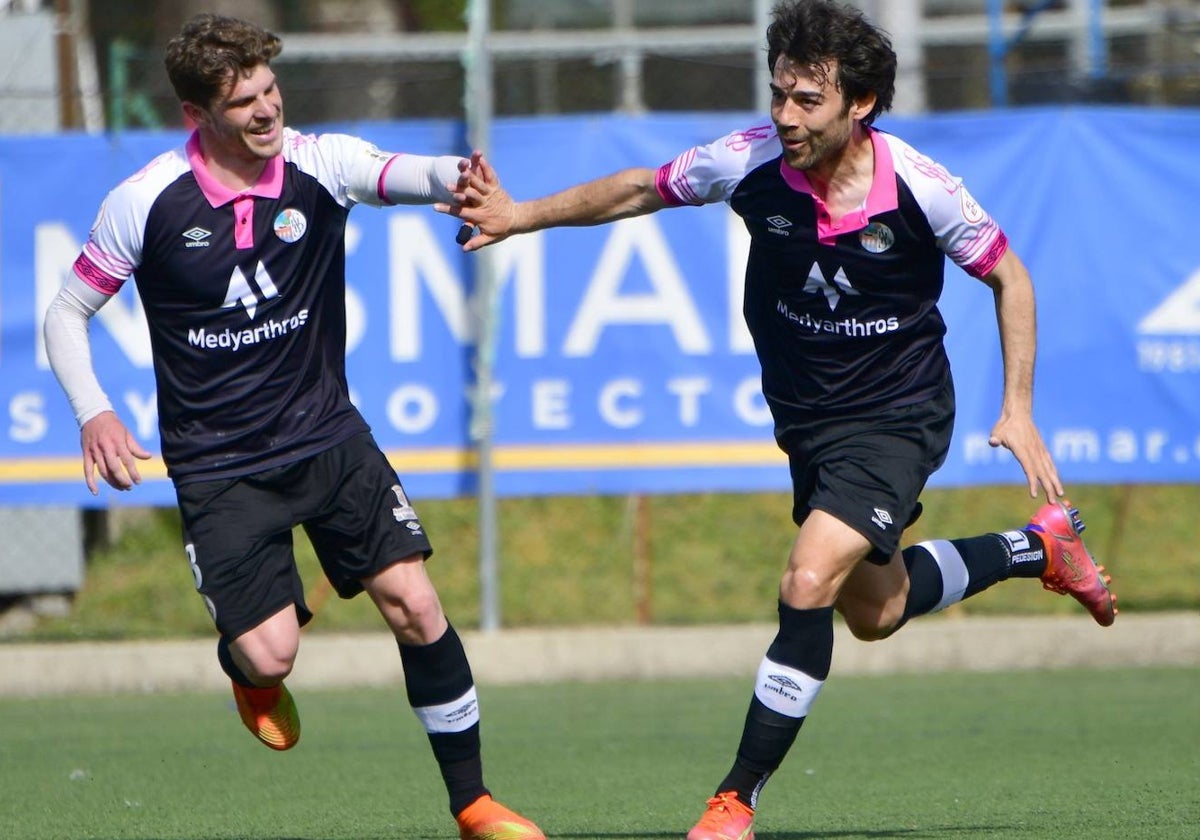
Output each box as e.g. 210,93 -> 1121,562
273,208 -> 307,243
859,222 -> 895,254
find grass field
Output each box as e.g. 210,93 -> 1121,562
1,668 -> 1196,839
18,483 -> 1200,641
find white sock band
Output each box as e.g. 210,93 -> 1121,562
753,656 -> 825,719
920,538 -> 970,612
412,686 -> 479,733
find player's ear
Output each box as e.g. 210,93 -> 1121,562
181,100 -> 207,129
849,92 -> 877,123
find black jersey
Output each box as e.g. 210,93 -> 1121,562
73,129 -> 398,482
655,124 -> 1008,422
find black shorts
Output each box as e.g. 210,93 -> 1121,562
175,432 -> 434,639
776,382 -> 955,564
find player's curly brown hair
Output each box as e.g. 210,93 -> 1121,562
766,0 -> 896,125
164,14 -> 283,108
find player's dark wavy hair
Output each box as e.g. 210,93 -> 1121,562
766,0 -> 896,125
164,14 -> 283,108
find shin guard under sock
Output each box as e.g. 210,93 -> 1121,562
399,623 -> 488,815
718,602 -> 834,808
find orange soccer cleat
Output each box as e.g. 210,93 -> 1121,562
686,791 -> 756,840
1027,500 -> 1118,627
455,794 -> 545,840
231,681 -> 301,751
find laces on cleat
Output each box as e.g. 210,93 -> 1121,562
1069,507 -> 1086,533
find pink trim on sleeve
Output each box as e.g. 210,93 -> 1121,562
73,252 -> 125,296
655,150 -> 702,207
964,231 -> 1009,278
377,153 -> 402,204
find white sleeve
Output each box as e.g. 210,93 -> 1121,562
656,122 -> 781,206
303,132 -> 466,208
44,274 -> 115,427
377,154 -> 465,205
883,133 -> 1008,278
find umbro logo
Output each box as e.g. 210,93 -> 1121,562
181,227 -> 212,248
765,215 -> 793,236
871,507 -> 893,529
767,674 -> 804,691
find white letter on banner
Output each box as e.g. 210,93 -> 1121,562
10,392 -> 47,443
733,376 -> 773,427
492,234 -> 547,359
531,379 -> 572,430
343,222 -> 366,354
667,377 -> 710,427
1052,429 -> 1100,463
1137,267 -> 1200,334
726,208 -> 754,353
1145,429 -> 1168,462
344,284 -> 366,355
563,217 -> 710,356
599,379 -> 643,429
1108,428 -> 1137,463
124,392 -> 158,440
388,215 -> 469,362
387,385 -> 438,433
35,223 -> 152,369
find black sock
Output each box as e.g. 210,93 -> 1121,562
216,636 -> 256,687
901,530 -> 1049,623
900,543 -> 945,623
1009,529 -> 1048,578
398,623 -> 488,816
718,603 -> 834,808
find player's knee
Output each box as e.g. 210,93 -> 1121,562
375,586 -> 445,642
780,566 -> 840,606
242,650 -> 295,684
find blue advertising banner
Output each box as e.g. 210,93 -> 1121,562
1,107 -> 1198,506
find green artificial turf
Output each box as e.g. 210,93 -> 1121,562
1,667 -> 1196,839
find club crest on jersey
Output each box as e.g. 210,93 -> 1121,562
859,222 -> 894,254
273,208 -> 307,243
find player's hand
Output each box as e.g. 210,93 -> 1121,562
80,410 -> 152,495
434,150 -> 517,251
989,413 -> 1063,502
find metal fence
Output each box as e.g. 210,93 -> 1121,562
8,0 -> 1197,136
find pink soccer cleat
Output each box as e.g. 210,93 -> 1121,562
1027,500 -> 1117,627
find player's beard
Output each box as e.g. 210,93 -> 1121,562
781,119 -> 852,172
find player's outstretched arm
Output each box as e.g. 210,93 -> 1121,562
44,275 -> 152,494
981,248 -> 1064,501
436,150 -> 669,251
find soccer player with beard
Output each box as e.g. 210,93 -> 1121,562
440,2 -> 1116,838
44,14 -> 543,840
